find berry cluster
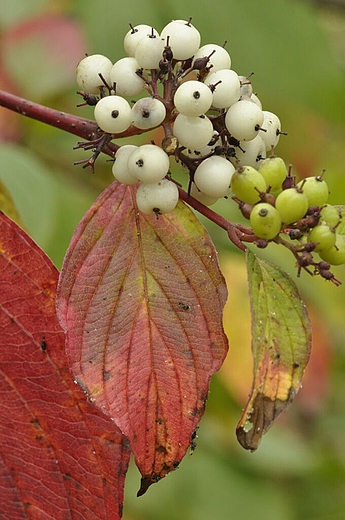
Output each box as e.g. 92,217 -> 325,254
75,18 -> 344,281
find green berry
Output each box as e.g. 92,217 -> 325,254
297,176 -> 329,207
275,187 -> 309,225
258,156 -> 287,192
250,203 -> 282,240
231,166 -> 267,204
319,204 -> 341,227
318,234 -> 345,265
308,223 -> 336,252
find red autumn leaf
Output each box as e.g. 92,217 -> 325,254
0,211 -> 130,519
56,181 -> 228,495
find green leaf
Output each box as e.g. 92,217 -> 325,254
236,250 -> 312,451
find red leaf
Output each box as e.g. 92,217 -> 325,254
0,212 -> 130,519
56,181 -> 228,494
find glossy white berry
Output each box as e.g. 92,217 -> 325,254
193,44 -> 231,73
194,156 -> 235,197
174,80 -> 213,117
204,69 -> 241,109
261,111 -> 282,151
190,183 -> 219,206
112,145 -> 139,185
234,135 -> 266,169
94,95 -> 132,133
110,57 -> 146,97
136,179 -> 179,215
131,97 -> 166,129
173,114 -> 213,150
225,100 -> 264,141
76,54 -> 113,94
160,20 -> 200,60
135,34 -> 165,70
124,25 -> 158,57
127,144 -> 170,183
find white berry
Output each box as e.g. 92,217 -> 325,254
94,95 -> 132,133
193,44 -> 231,73
174,80 -> 213,117
234,135 -> 266,169
204,69 -> 241,109
136,179 -> 179,215
124,25 -> 159,57
131,97 -> 166,129
110,57 -> 146,97
173,114 -> 213,150
127,144 -> 170,183
194,156 -> 235,197
76,54 -> 113,94
112,145 -> 139,185
160,20 -> 200,60
261,111 -> 282,151
225,100 -> 264,141
190,183 -> 219,206
135,34 -> 165,70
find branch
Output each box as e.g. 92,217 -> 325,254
0,89 -> 253,250
0,90 -> 150,143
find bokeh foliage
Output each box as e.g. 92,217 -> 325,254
1,1 -> 345,518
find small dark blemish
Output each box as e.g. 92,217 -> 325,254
293,362 -> 300,369
178,302 -> 190,311
103,371 -> 111,382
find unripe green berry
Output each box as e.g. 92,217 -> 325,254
318,234 -> 345,265
319,204 -> 341,227
258,156 -> 287,192
250,203 -> 282,240
308,223 -> 336,252
231,166 -> 267,204
296,176 -> 329,207
275,188 -> 309,225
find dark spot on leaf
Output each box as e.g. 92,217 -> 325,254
293,362 -> 300,368
173,460 -> 180,468
41,336 -> 47,351
122,438 -> 131,451
156,445 -> 167,454
189,407 -> 201,416
155,418 -> 163,424
31,419 -> 40,429
35,435 -> 43,441
178,302 -> 190,311
63,473 -> 72,480
103,370 -> 111,381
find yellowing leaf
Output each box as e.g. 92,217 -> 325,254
236,250 -> 312,451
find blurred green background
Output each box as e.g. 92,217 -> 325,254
1,1 -> 345,518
